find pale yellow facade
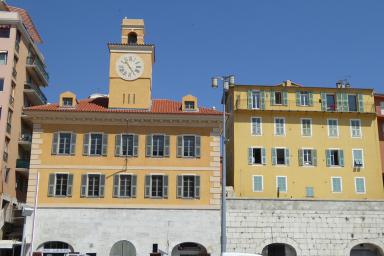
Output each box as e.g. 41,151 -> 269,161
227,82 -> 384,200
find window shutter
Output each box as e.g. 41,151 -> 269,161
260,91 -> 265,110
80,174 -> 87,197
358,94 -> 364,112
67,174 -> 73,197
176,175 -> 183,198
48,173 -> 55,197
336,93 -> 343,112
113,175 -> 119,197
270,91 -> 275,105
163,175 -> 168,198
177,135 -> 183,157
144,175 -> 151,198
312,149 -> 317,166
70,133 -> 76,155
83,133 -> 90,156
272,148 -> 277,165
261,148 -> 266,165
248,148 -> 253,165
321,93 -> 327,111
308,92 -> 313,106
133,134 -> 139,157
131,175 -> 137,198
326,150 -> 331,167
298,149 -> 303,166
283,91 -> 288,106
99,174 -> 105,197
285,148 -> 290,166
296,92 -> 300,106
339,150 -> 344,167
102,134 -> 108,156
195,136 -> 201,158
194,175 -> 200,199
115,134 -> 121,156
247,90 -> 252,109
164,135 -> 170,157
51,132 -> 58,155
343,93 -> 348,112
146,135 -> 152,157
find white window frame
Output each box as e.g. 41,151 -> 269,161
57,131 -> 73,155
331,176 -> 342,193
179,174 -> 197,199
181,134 -> 198,158
116,173 -> 134,198
274,117 -> 286,136
0,51 -> 8,65
354,177 -> 366,194
251,90 -> 261,109
88,132 -> 104,156
86,172 -> 102,198
327,119 -> 339,138
350,119 -> 362,138
328,148 -> 342,168
120,133 -> 136,156
299,91 -> 310,106
250,146 -> 265,166
149,173 -> 166,198
54,172 -> 70,197
275,147 -> 288,166
380,101 -> 384,115
300,118 -> 312,137
251,117 -> 262,136
276,176 -> 287,193
252,175 -> 263,192
302,148 -> 314,167
151,133 -> 166,157
352,149 -> 364,168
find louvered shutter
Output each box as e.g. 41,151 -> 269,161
83,133 -> 90,156
336,93 -> 343,112
144,175 -> 151,198
67,174 -> 73,197
146,135 -> 152,157
358,94 -> 364,112
133,134 -> 139,157
131,175 -> 137,198
176,175 -> 183,198
308,92 -> 313,106
70,133 -> 76,155
248,148 -> 253,165
99,175 -> 105,197
296,92 -> 300,106
326,150 -> 331,167
298,149 -> 303,166
113,175 -> 119,197
247,90 -> 252,109
270,91 -> 275,105
115,134 -> 121,156
48,173 -> 55,197
261,148 -> 266,165
164,135 -> 170,157
194,176 -> 200,199
177,135 -> 183,157
339,150 -> 344,167
283,91 -> 288,106
51,132 -> 58,155
321,93 -> 327,111
195,136 -> 201,158
163,175 -> 168,198
285,148 -> 290,165
272,148 -> 277,165
312,150 -> 317,166
80,174 -> 87,197
102,134 -> 108,156
260,91 -> 266,110
343,93 -> 348,112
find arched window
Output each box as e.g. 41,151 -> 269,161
350,243 -> 384,256
110,240 -> 136,256
128,32 -> 137,44
171,242 -> 208,256
262,243 -> 297,256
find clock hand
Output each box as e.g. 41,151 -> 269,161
124,61 -> 135,73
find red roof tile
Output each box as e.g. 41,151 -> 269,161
25,97 -> 222,115
8,6 -> 42,43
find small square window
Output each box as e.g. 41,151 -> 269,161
0,52 -> 7,65
62,97 -> 73,107
185,101 -> 195,110
0,27 -> 10,38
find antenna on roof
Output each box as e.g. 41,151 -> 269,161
336,77 -> 351,89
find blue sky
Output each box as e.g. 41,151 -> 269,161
9,0 -> 384,107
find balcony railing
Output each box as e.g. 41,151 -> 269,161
6,123 -> 11,134
26,56 -> 49,84
24,81 -> 48,105
9,95 -> 14,107
2,152 -> 8,162
12,67 -> 17,79
16,159 -> 29,169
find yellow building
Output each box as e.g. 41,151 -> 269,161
23,19 -> 221,256
226,80 -> 384,200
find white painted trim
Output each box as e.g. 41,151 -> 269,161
276,176 -> 287,193
331,176 -> 343,193
249,146 -> 265,166
252,175 -> 263,192
250,116 -> 262,136
327,118 -> 339,138
34,165 -> 219,171
300,118 -> 312,137
349,119 -> 362,138
352,148 -> 365,168
354,177 -> 366,194
274,117 -> 286,136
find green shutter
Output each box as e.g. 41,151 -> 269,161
272,148 -> 277,165
260,91 -> 265,110
131,175 -> 137,198
133,134 -> 139,157
146,135 -> 152,157
83,133 -> 89,156
298,149 -> 303,166
248,148 -> 253,165
163,175 -> 168,198
336,93 -> 343,112
144,175 -> 151,198
247,90 -> 252,109
70,133 -> 76,155
312,150 -> 317,166
358,94 -> 364,112
261,148 -> 266,165
195,136 -> 201,158
67,174 -> 73,197
339,150 -> 344,167
176,175 -> 183,198
80,174 -> 87,197
113,175 -> 119,197
285,148 -> 290,165
102,134 -> 108,156
296,92 -> 300,106
177,135 -> 183,157
308,92 -> 313,106
51,132 -> 58,155
194,176 -> 200,199
270,91 -> 275,106
115,134 -> 121,156
99,175 -> 105,197
283,91 -> 288,106
164,135 -> 170,157
321,93 -> 327,111
343,93 -> 348,112
48,173 -> 55,197
326,150 -> 331,167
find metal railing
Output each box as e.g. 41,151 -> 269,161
2,152 -> 8,162
16,159 -> 30,169
6,123 -> 11,134
12,67 -> 17,78
9,95 -> 14,107
15,42 -> 19,53
26,56 -> 49,82
24,81 -> 48,104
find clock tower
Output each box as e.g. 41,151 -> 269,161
108,18 -> 155,109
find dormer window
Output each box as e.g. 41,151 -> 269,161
185,101 -> 195,111
128,32 -> 138,44
182,95 -> 198,112
62,97 -> 73,107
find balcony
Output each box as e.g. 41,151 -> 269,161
12,67 -> 17,79
24,82 -> 47,105
15,159 -> 29,172
18,134 -> 32,150
2,152 -> 8,162
6,123 -> 11,134
26,56 -> 49,86
9,95 -> 14,108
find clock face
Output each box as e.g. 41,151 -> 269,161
115,54 -> 144,81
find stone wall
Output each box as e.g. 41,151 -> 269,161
226,198 -> 384,256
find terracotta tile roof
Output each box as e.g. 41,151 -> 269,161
25,97 -> 222,115
8,6 -> 42,43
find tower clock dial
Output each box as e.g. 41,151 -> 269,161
116,54 -> 144,81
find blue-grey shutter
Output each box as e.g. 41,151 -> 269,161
70,133 -> 76,155
296,92 -> 300,106
343,93 -> 348,112
102,134 -> 108,156
261,148 -> 266,165
146,135 -> 152,157
358,94 -> 364,112
308,92 -> 313,106
260,91 -> 265,110
115,134 -> 121,156
272,148 -> 277,165
194,176 -> 200,199
177,175 -> 183,198
306,187 -> 314,197
298,149 -> 303,166
195,136 -> 201,158
312,150 -> 317,166
99,174 -> 105,197
131,175 -> 137,198
133,134 -> 139,157
144,175 -> 151,198
339,150 -> 344,167
80,174 -> 87,197
163,175 -> 168,198
321,93 -> 327,111
177,135 -> 183,157
164,135 -> 170,157
48,173 -> 55,197
113,175 -> 119,197
326,150 -> 331,167
67,174 -> 73,197
270,91 -> 275,105
285,148 -> 290,165
283,91 -> 288,106
83,133 -> 89,156
248,148 -> 253,165
247,90 -> 252,109
51,132 -> 58,155
336,93 -> 343,112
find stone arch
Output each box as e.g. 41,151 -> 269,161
128,32 -> 137,44
36,241 -> 74,254
257,238 -> 300,256
109,240 -> 136,256
345,239 -> 384,256
171,242 -> 209,256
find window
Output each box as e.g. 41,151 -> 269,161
355,177 -> 366,194
81,174 -> 105,198
48,173 -> 73,197
299,149 -> 317,166
145,175 -> 168,199
272,148 -> 289,166
0,51 -> 7,65
90,134 -> 103,155
0,26 -> 10,38
276,176 -> 287,193
301,118 -> 312,136
83,133 -> 107,156
251,117 -> 262,135
62,97 -> 73,107
6,109 -> 12,132
331,177 -> 342,193
348,95 -> 358,112
381,102 -> 384,115
253,175 -> 263,192
352,149 -> 364,168
350,119 -> 362,138
128,32 -> 138,44
177,175 -> 200,199
113,174 -> 137,198
274,91 -> 282,105
299,91 -> 310,106
146,134 -> 169,157
274,117 -> 285,136
248,147 -> 266,165
326,149 -> 344,167
251,91 -> 260,109
306,187 -> 314,198
177,135 -> 201,158
0,78 -> 3,91
327,119 -> 339,137
52,132 -> 76,155
326,94 -> 336,111
115,134 -> 138,157
185,101 -> 195,110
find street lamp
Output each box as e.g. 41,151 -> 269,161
211,75 -> 235,256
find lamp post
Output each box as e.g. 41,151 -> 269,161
211,75 -> 235,256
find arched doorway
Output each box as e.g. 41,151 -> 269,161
350,243 -> 384,256
262,243 -> 297,256
128,32 -> 137,44
37,241 -> 74,256
110,240 -> 136,256
171,242 -> 209,256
